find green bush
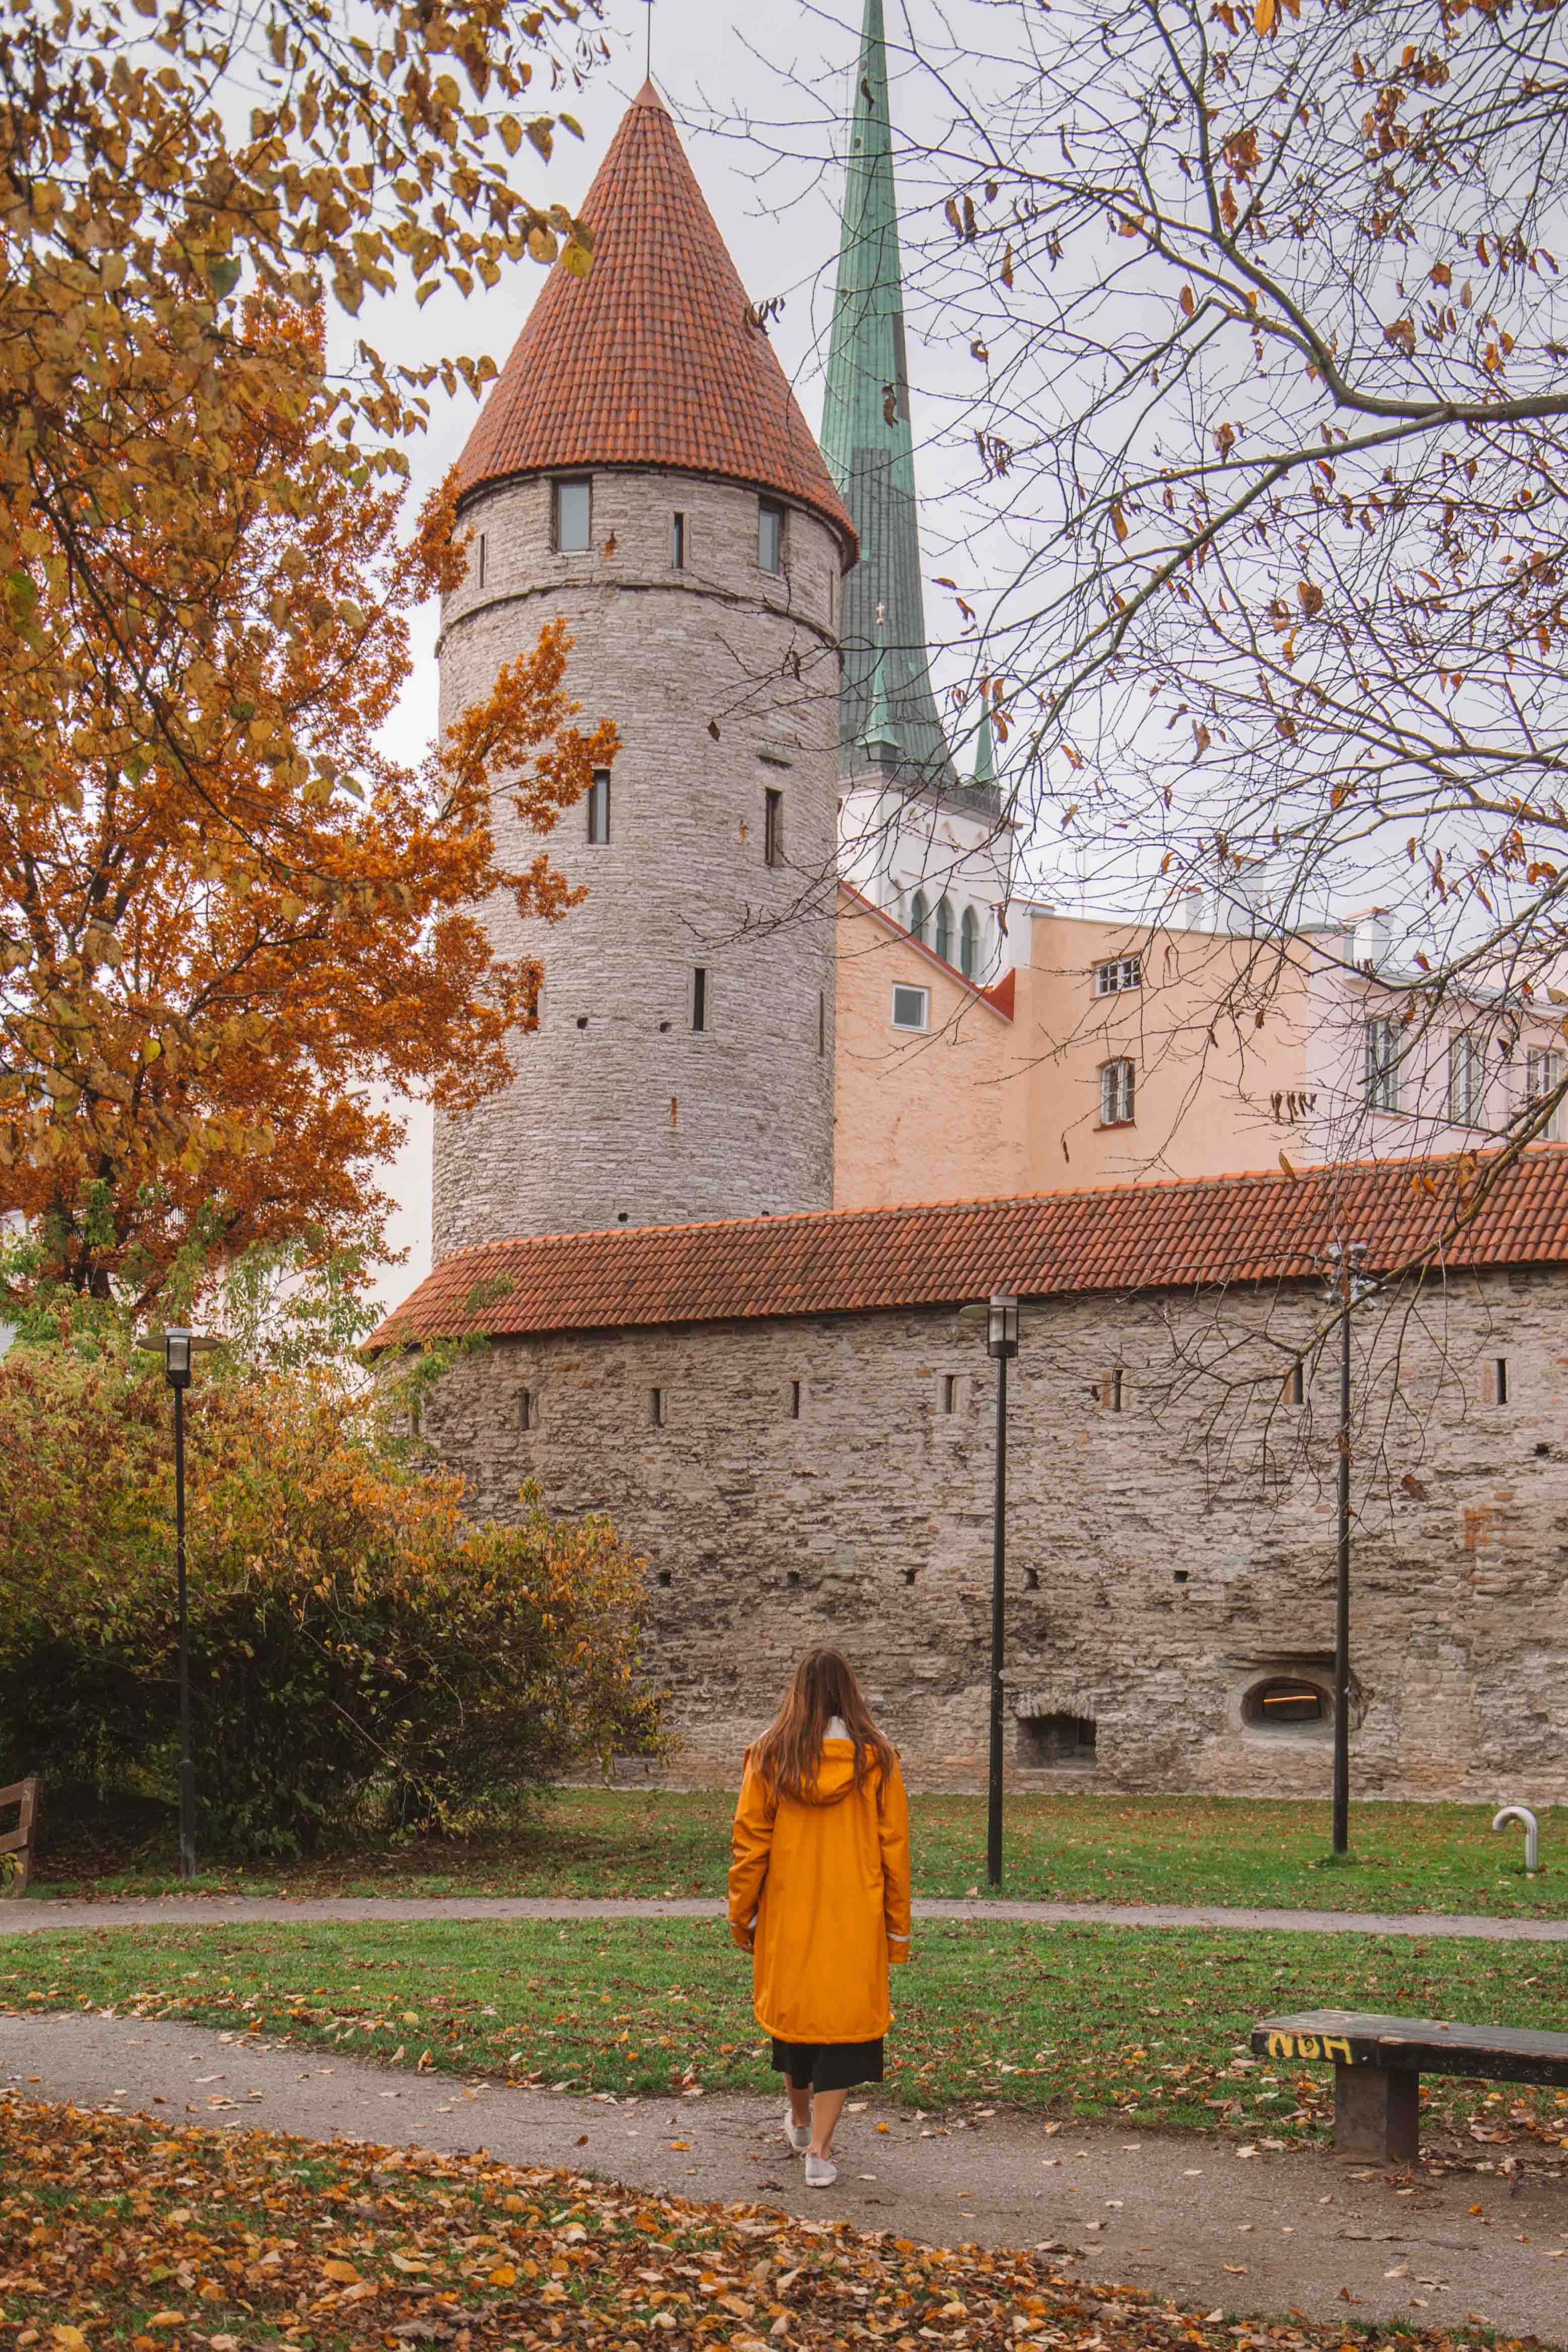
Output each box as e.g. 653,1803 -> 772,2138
0,1335 -> 666,1855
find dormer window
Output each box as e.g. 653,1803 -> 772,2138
758,499 -> 784,572
554,477 -> 592,553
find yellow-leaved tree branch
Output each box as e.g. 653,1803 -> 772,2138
0,1 -> 618,1303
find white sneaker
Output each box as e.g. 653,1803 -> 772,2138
803,2153 -> 837,2188
784,2108 -> 810,2153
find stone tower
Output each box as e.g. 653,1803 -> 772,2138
433,84 -> 858,1259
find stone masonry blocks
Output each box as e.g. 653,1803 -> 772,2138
433,467 -> 845,1254
417,1266 -> 1568,1797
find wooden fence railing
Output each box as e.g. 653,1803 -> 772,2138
0,1777 -> 38,1896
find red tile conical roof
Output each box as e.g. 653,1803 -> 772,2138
459,83 -> 857,556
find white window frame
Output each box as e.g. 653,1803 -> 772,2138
1363,1015 -> 1399,1112
1100,1057 -> 1135,1125
1095,956 -> 1142,996
891,984 -> 929,1033
1527,1044 -> 1564,1140
757,499 -> 785,573
1447,1033 -> 1484,1126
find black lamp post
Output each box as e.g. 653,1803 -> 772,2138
138,1325 -> 215,1881
1322,1243 -> 1369,1858
982,1293 -> 1020,1888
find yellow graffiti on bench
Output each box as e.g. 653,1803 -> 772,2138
1265,2032 -> 1354,2062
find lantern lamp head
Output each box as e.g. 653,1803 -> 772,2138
164,1328 -> 193,1388
987,1293 -> 1020,1359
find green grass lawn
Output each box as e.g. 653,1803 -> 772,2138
6,1916 -> 1566,2157
38,1788 -> 1566,1917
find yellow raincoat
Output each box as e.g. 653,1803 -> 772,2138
728,1736 -> 911,2043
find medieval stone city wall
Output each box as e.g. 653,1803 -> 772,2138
432,466 -> 845,1256
419,1263 -> 1568,1803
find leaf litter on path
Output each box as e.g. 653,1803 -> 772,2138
0,2092 -> 1555,2352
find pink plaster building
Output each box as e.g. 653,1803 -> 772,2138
833,886 -> 1567,1210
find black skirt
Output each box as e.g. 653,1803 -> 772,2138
770,2036 -> 884,2093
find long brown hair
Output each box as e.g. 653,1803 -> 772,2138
747,1647 -> 894,1802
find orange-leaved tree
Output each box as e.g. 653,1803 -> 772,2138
0,300 -> 615,1306
1,0 -> 617,1302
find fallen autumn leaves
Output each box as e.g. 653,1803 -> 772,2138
0,2093 -> 1552,2352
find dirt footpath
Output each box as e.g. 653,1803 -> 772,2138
3,2014 -> 1564,2342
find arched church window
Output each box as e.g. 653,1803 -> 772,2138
910,890 -> 929,945
960,904 -> 979,981
935,896 -> 953,963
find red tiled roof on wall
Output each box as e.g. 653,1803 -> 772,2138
458,83 -> 857,555
369,1145 -> 1568,1347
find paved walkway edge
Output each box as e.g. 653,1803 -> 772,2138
2,1893 -> 1564,1938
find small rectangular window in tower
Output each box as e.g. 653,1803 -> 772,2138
586,769 -> 611,844
764,788 -> 783,867
818,991 -> 826,1058
692,966 -> 707,1032
1285,1361 -> 1304,1406
672,510 -> 686,569
650,1386 -> 668,1427
1490,1356 -> 1510,1406
519,1388 -> 534,1432
1105,1368 -> 1125,1411
790,1379 -> 801,1420
941,1373 -> 958,1415
758,499 -> 784,572
554,476 -> 592,553
476,532 -> 486,590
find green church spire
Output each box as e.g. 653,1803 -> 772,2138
858,609 -> 903,769
822,0 -> 954,789
972,703 -> 996,789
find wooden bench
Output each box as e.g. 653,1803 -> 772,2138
1253,2007 -> 1568,2165
0,1777 -> 37,1896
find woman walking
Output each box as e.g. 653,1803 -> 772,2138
728,1647 -> 911,2187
